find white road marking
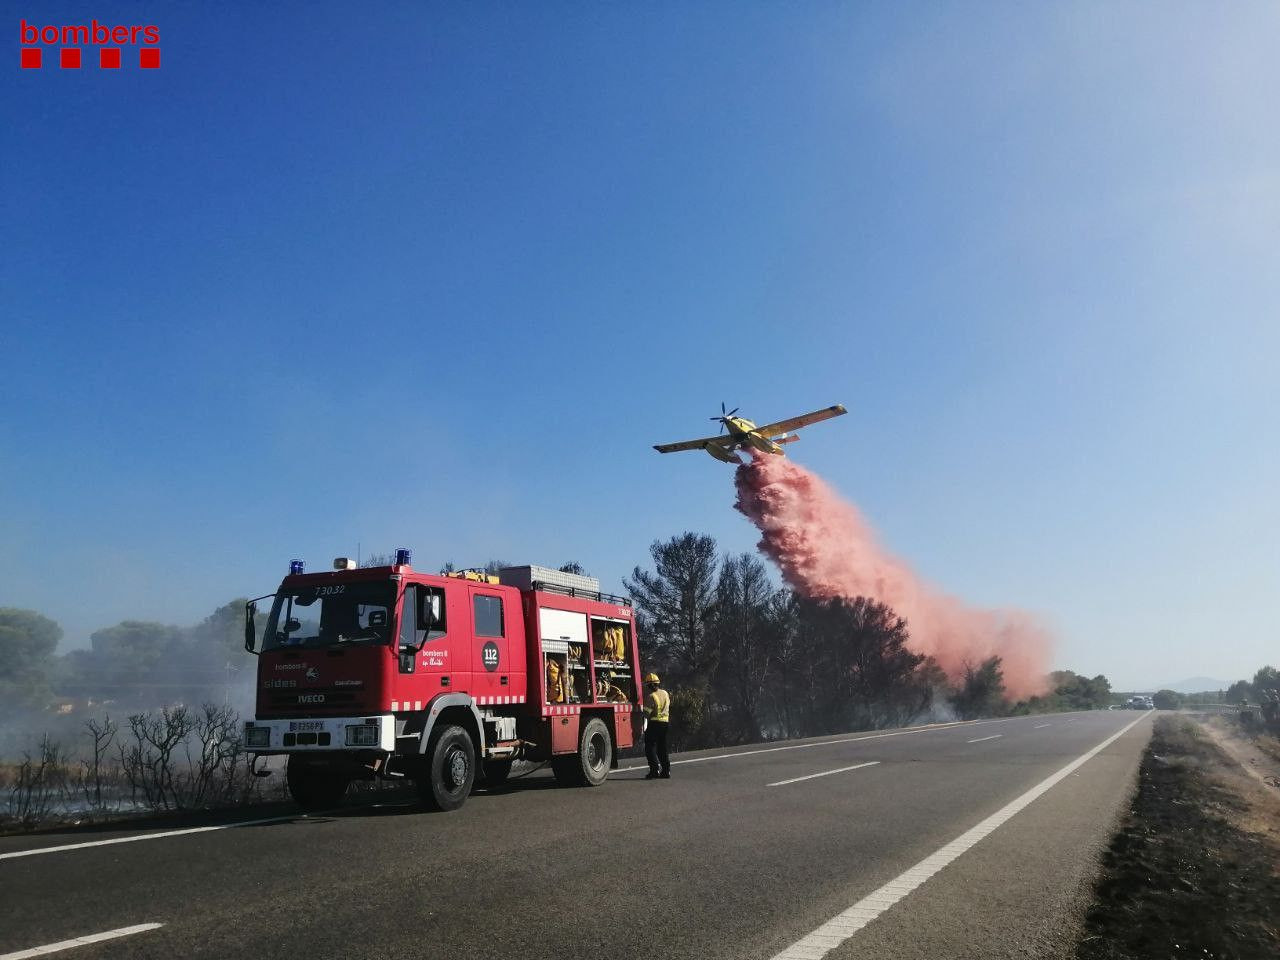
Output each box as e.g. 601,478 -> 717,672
0,716 -> 1045,861
0,813 -> 308,861
0,923 -> 163,959
769,712 -> 1152,960
611,719 -> 1008,774
966,735 -> 1003,743
1034,723 -> 1052,729
768,761 -> 880,787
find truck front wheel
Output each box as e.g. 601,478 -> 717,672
286,757 -> 350,811
419,724 -> 475,811
552,717 -> 612,787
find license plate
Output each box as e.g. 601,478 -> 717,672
288,721 -> 325,732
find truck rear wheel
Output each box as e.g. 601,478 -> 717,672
552,717 -> 612,787
286,757 -> 350,811
418,724 -> 475,811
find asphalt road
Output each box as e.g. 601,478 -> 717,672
0,711 -> 1153,960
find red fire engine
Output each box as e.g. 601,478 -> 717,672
243,553 -> 645,811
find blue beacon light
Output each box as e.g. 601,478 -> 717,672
289,559 -> 305,575
395,548 -> 412,566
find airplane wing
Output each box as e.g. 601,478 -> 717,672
755,404 -> 848,438
654,434 -> 726,453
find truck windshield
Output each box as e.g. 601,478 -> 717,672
263,582 -> 394,651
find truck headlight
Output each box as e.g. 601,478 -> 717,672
346,724 -> 379,747
245,726 -> 271,749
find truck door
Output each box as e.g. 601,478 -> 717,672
397,583 -> 456,707
469,588 -> 511,705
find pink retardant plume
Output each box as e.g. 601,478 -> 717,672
734,455 -> 1051,699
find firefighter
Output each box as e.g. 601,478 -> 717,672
642,672 -> 671,779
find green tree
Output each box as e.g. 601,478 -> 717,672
953,657 -> 1007,720
625,533 -> 720,683
787,596 -> 934,734
710,553 -> 778,742
1049,670 -> 1112,710
0,608 -> 63,711
1225,679 -> 1254,703
558,562 -> 588,576
58,620 -> 186,708
1152,689 -> 1182,709
1252,665 -> 1279,694
626,533 -> 720,746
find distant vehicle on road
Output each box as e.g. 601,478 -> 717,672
244,556 -> 645,812
1125,696 -> 1154,709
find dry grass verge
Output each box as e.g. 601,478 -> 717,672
1075,715 -> 1280,960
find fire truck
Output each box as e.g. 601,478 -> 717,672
243,553 -> 645,812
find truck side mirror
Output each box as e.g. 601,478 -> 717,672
244,602 -> 258,655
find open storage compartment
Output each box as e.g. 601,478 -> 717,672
591,617 -> 634,703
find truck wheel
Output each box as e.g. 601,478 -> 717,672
552,718 -> 612,787
483,759 -> 513,788
286,757 -> 350,811
419,724 -> 475,811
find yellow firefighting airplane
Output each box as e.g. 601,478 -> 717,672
654,402 -> 847,464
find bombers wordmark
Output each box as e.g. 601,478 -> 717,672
20,20 -> 159,46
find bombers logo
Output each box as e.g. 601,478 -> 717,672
274,662 -> 306,672
19,18 -> 161,69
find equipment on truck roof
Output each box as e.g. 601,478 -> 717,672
444,569 -> 500,584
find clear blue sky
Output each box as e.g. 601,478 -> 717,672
3,2 -> 1276,690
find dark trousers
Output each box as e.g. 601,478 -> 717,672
645,721 -> 670,774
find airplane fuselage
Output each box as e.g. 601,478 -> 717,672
724,417 -> 784,456
653,402 -> 843,464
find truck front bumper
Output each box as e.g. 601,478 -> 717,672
244,714 -> 396,753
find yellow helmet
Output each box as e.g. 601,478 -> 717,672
644,673 -> 660,684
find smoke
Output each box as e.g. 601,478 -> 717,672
734,455 -> 1051,699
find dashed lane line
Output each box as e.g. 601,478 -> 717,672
0,814 -> 306,861
611,718 -> 1010,774
0,716 -> 1057,861
0,923 -> 163,959
768,712 -> 1152,960
1035,723 -> 1052,729
966,735 -> 1003,743
768,761 -> 880,787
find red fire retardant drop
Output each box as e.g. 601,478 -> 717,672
734,455 -> 1051,699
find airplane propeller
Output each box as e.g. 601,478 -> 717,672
710,402 -> 740,433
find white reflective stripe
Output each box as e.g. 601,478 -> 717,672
767,713 -> 1151,960
414,701 -> 422,711
391,701 -> 399,712
0,923 -> 164,959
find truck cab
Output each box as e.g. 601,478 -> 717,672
244,553 -> 644,812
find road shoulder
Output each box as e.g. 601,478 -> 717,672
824,713 -> 1152,960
